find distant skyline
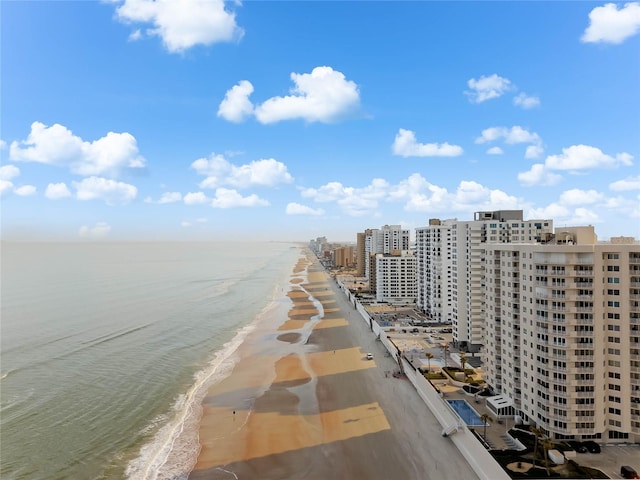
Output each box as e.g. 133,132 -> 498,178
2,1 -> 639,242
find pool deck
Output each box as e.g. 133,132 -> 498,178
440,383 -> 519,450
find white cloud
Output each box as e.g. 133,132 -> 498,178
392,129 -> 463,157
210,188 -> 269,208
115,0 -> 243,53
73,176 -> 137,205
513,92 -> 541,109
45,182 -> 72,199
545,145 -> 633,171
285,202 -> 325,216
217,80 -> 255,123
195,217 -> 207,223
79,222 -> 111,239
610,175 -> 640,191
525,145 -> 544,159
528,203 -> 571,220
10,122 -> 145,177
0,180 -> 14,196
465,74 -> 512,103
301,174 -> 522,217
253,66 -> 360,124
581,2 -> 640,44
158,191 -> 182,204
128,29 -> 142,41
559,188 -> 605,205
475,126 -> 541,145
401,177 -> 520,213
300,178 -> 390,216
191,153 -> 293,189
14,185 -> 36,196
569,207 -> 601,224
530,204 -> 601,227
519,146 -> 634,186
517,164 -> 563,186
0,164 -> 20,180
0,140 -> 7,150
183,191 -> 210,205
0,165 -> 36,197
486,146 -> 504,155
181,221 -> 192,227
476,125 -> 544,158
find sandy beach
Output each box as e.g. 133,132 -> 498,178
188,250 -> 479,480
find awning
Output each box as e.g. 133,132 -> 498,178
486,395 -> 515,417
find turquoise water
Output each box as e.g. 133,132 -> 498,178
0,242 -> 300,480
447,399 -> 485,427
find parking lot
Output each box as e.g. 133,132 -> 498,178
576,444 -> 640,479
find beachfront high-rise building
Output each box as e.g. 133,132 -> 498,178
333,245 -> 355,268
481,227 -> 640,443
415,219 -> 455,325
362,225 -> 410,280
375,250 -> 417,303
356,230 -> 370,277
415,211 -> 553,350
309,237 -> 328,257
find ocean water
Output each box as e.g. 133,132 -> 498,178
0,241 -> 301,480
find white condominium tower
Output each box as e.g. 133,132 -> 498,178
362,225 -> 410,280
415,211 -> 553,350
375,250 -> 417,303
483,227 -> 640,443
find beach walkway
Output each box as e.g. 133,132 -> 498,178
189,251 -> 479,479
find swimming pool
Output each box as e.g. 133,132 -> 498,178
447,399 -> 486,427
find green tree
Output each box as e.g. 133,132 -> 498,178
541,437 -> 555,476
480,413 -> 493,441
459,352 -> 468,379
529,426 -> 545,469
425,352 -> 434,373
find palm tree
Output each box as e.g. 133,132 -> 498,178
480,413 -> 493,441
425,352 -> 434,373
541,437 -> 555,476
529,426 -> 545,469
459,352 -> 468,379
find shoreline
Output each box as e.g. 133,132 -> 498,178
187,250 -> 479,479
126,246 -> 302,480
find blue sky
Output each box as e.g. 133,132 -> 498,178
1,1 -> 639,242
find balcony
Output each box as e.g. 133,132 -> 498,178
571,270 -> 594,277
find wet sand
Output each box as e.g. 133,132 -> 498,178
189,250 -> 479,480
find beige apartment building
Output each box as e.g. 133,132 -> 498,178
333,245 -> 355,268
482,226 -> 640,443
356,230 -> 370,277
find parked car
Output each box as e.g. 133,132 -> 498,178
568,440 -> 587,453
621,465 -> 640,479
366,353 -> 373,360
583,440 -> 601,453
